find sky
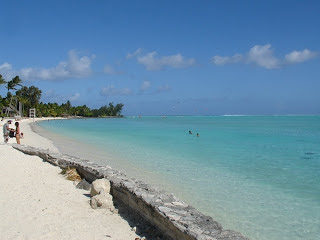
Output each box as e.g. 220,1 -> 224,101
0,0 -> 319,116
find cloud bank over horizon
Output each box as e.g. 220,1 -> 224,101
137,52 -> 196,71
212,44 -> 318,69
127,49 -> 196,71
1,45 -> 318,84
0,50 -> 95,81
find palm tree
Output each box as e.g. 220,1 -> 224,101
0,74 -> 6,86
4,76 -> 23,116
0,74 -> 6,113
7,76 -> 22,93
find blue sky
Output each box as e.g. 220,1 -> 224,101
0,0 -> 319,115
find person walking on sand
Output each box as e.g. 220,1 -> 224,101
15,122 -> 21,144
3,120 -> 12,143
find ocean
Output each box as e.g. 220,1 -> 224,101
34,116 -> 320,240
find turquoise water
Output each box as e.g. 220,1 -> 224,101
37,116 -> 320,240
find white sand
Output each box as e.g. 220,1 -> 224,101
0,118 -> 140,240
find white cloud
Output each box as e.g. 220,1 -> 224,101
247,44 -> 281,69
137,51 -> 195,70
0,50 -> 94,81
212,54 -> 243,65
140,81 -> 151,91
100,85 -> 132,97
212,44 -> 318,69
285,49 -> 318,63
0,62 -> 12,71
126,48 -> 142,59
0,63 -> 14,79
65,50 -> 94,77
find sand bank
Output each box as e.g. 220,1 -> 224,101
0,118 -> 140,240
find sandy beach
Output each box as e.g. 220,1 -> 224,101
0,118 -> 140,240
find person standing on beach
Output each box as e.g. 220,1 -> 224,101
3,120 -> 12,143
15,122 -> 21,144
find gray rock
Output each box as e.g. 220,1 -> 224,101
76,179 -> 91,191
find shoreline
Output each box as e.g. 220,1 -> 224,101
1,117 -> 249,240
0,117 -> 142,240
31,119 -> 187,199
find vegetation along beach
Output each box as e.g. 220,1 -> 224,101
1,1 -> 320,240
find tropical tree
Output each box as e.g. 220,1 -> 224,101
91,103 -> 124,117
97,105 -> 109,116
16,85 -> 42,115
0,74 -> 6,86
60,100 -> 72,116
16,86 -> 42,106
7,76 -> 22,94
114,103 -> 124,116
74,105 -> 91,117
0,74 -> 6,112
105,102 -> 124,116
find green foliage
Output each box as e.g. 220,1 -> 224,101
89,103 -> 123,117
16,85 -> 42,115
7,76 -> 22,92
0,73 -> 124,118
0,94 -> 4,113
35,101 -> 124,118
0,74 -> 6,86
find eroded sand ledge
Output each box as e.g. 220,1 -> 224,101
12,144 -> 249,240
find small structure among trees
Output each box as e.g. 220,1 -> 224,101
29,108 -> 36,119
1,73 -> 124,118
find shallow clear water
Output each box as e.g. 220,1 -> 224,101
36,116 -> 320,240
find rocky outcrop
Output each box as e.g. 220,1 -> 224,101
90,189 -> 115,211
90,178 -> 111,196
90,179 -> 115,211
12,144 -> 249,240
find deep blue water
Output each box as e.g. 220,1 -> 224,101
36,116 -> 320,240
